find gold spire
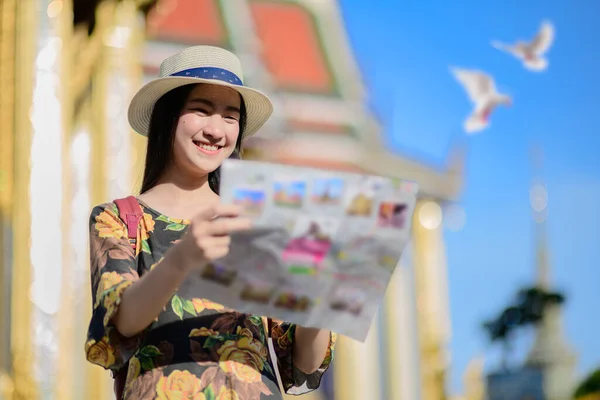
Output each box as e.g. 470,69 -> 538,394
526,145 -> 578,400
529,144 -> 550,288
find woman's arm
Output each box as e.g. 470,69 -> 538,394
112,247 -> 191,337
270,320 -> 336,395
114,204 -> 250,337
114,203 -> 250,337
292,327 -> 332,374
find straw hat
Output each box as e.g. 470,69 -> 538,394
128,45 -> 273,138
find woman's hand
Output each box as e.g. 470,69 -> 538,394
177,204 -> 252,272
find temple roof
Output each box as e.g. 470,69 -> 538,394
249,1 -> 335,94
145,0 -> 229,47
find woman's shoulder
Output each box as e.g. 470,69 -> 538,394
90,197 -> 141,217
90,201 -> 119,217
89,199 -> 135,225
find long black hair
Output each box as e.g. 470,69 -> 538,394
139,84 -> 245,195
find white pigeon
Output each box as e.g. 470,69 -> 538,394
491,21 -> 555,72
451,68 -> 512,134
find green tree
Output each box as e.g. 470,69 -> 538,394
574,368 -> 600,398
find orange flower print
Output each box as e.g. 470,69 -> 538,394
85,337 -> 116,368
192,298 -> 225,313
94,271 -> 133,325
137,213 -> 154,242
189,327 -> 218,337
95,209 -> 127,239
218,334 -> 267,383
133,213 -> 155,255
102,285 -> 131,326
156,370 -> 206,400
236,326 -> 253,339
94,271 -> 124,301
94,271 -> 124,308
220,360 -> 261,384
216,386 -> 240,400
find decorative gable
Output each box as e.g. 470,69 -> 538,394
249,1 -> 336,95
146,0 -> 229,47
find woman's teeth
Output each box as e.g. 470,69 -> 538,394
194,142 -> 219,151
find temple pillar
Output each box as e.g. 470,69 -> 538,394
382,256 -> 420,399
25,0 -> 73,397
82,4 -> 112,400
7,0 -> 39,398
100,0 -> 139,200
54,0 -> 77,397
332,313 -> 382,400
412,199 -> 451,400
81,2 -> 144,398
128,3 -> 147,190
0,0 -> 17,397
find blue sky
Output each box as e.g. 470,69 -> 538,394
339,0 -> 600,394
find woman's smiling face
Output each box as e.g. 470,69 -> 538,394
171,83 -> 242,178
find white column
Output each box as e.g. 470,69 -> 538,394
412,199 -> 452,399
28,0 -> 68,396
68,121 -> 93,400
382,250 -> 421,399
102,0 -> 141,198
333,313 -> 382,400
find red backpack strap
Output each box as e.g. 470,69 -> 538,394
111,196 -> 143,398
114,196 -> 143,250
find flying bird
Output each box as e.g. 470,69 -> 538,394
451,68 -> 512,134
491,21 -> 555,72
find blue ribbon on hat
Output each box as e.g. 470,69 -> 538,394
170,67 -> 243,86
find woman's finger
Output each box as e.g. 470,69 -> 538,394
206,217 -> 252,236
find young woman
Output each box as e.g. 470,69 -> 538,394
85,46 -> 335,400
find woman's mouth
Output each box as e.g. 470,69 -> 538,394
193,140 -> 222,155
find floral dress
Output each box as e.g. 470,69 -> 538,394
85,200 -> 336,400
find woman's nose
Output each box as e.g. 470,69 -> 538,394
202,115 -> 225,139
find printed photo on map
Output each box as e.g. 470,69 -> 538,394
334,235 -> 379,271
274,290 -> 312,312
273,176 -> 306,209
344,176 -> 382,217
377,202 -> 408,229
233,185 -> 266,217
282,216 -> 340,272
311,177 -> 344,205
201,263 -> 237,287
240,278 -> 275,304
329,285 -> 366,316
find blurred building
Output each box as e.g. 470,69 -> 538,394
0,0 -> 464,399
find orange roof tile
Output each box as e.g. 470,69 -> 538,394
287,119 -> 352,135
146,0 -> 227,46
250,1 -> 334,93
270,157 -> 368,173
